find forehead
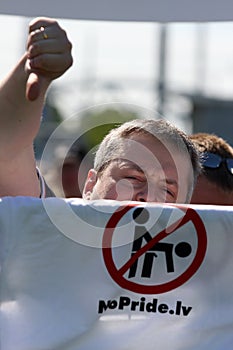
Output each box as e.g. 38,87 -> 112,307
118,133 -> 188,169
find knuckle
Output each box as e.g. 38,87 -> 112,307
66,40 -> 73,53
69,55 -> 74,67
29,17 -> 58,33
33,55 -> 47,69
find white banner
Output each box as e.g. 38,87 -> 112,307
0,197 -> 233,349
1,0 -> 233,22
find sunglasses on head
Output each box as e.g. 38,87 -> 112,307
202,152 -> 233,175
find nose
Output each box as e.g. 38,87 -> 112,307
135,187 -> 157,203
135,191 -> 147,202
134,183 -> 167,203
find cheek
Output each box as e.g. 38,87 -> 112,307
96,178 -> 136,201
114,179 -> 135,201
175,168 -> 192,203
92,177 -> 118,200
103,185 -> 118,200
177,180 -> 190,203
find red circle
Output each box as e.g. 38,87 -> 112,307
102,204 -> 207,294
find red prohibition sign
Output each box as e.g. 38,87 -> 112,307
102,204 -> 207,294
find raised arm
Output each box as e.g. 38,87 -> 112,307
0,17 -> 73,196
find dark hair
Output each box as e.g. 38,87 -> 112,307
190,132 -> 233,191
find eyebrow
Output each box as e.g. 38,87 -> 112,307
164,178 -> 178,189
118,159 -> 144,173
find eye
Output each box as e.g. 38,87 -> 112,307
159,183 -> 176,200
124,176 -> 143,186
166,189 -> 175,197
164,186 -> 177,201
124,172 -> 145,182
123,172 -> 146,187
125,175 -> 139,180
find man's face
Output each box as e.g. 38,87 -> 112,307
83,133 -> 193,203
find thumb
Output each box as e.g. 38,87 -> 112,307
26,72 -> 41,101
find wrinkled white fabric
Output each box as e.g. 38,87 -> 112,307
0,197 -> 233,350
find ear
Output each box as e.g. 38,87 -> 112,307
82,169 -> 97,199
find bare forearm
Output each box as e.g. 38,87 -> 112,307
0,53 -> 50,156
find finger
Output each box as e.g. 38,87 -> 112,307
27,25 -> 71,58
28,17 -> 58,33
27,18 -> 56,48
28,35 -> 72,59
27,26 -> 55,48
28,18 -> 65,45
31,27 -> 50,42
29,52 -> 73,78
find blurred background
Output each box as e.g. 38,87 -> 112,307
1,14 -> 233,196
